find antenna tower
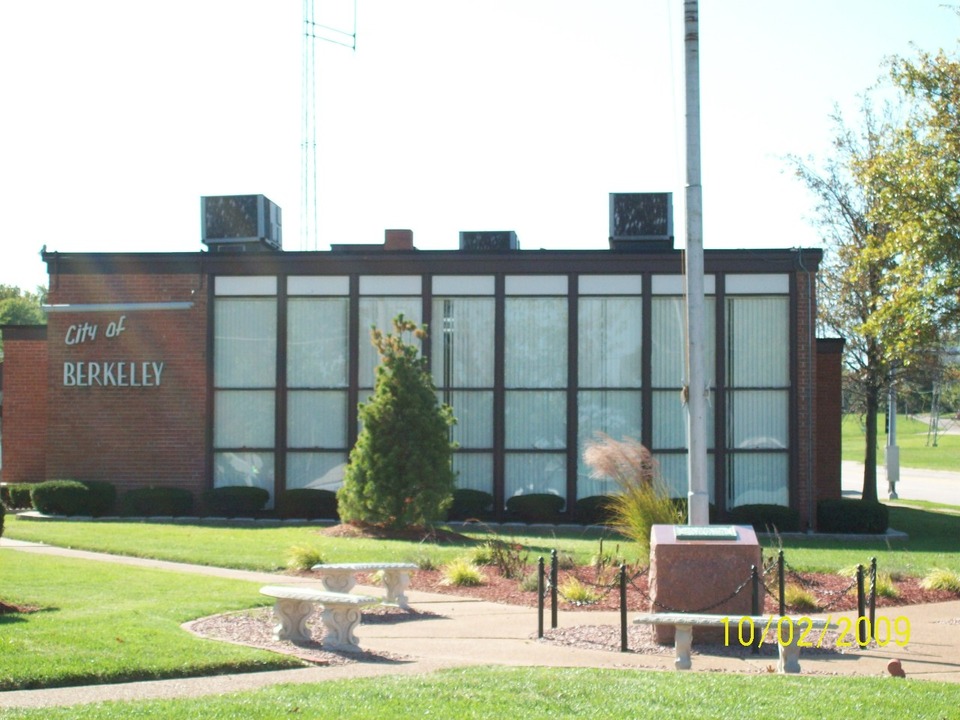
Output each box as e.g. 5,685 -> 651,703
302,0 -> 357,250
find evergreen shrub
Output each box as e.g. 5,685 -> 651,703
79,480 -> 117,516
278,489 -> 339,520
120,487 -> 194,517
203,486 -> 270,517
0,504 -> 5,538
727,504 -> 801,533
30,480 -> 90,516
572,495 -> 614,525
505,493 -> 565,523
8,484 -> 35,509
817,498 -> 889,534
448,489 -> 494,520
337,316 -> 456,529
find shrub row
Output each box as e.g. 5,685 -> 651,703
0,504 -> 5,538
817,498 -> 889,534
1,483 -> 35,510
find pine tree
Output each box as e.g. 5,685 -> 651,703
337,315 -> 456,529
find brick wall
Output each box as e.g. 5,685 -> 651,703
44,271 -> 209,497
1,326 -> 49,483
816,338 -> 845,506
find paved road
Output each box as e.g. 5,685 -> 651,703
842,461 -> 960,506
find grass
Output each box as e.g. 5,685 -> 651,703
3,666 -> 960,719
0,553 -> 301,691
842,413 -> 960,472
3,516 -> 640,571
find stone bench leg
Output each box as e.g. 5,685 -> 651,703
778,642 -> 801,673
381,569 -> 411,608
272,598 -> 314,645
674,624 -> 693,670
321,605 -> 365,651
319,570 -> 357,595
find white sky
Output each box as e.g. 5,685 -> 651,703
1,0 -> 958,291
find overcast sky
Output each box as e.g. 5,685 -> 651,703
1,1 -> 958,291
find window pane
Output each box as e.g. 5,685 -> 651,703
287,390 -> 348,448
726,297 -> 789,387
727,390 -> 788,449
655,453 -> 716,504
286,452 -> 347,492
287,298 -> 349,388
453,453 -> 494,494
651,296 -> 715,387
578,297 -> 642,387
652,390 -> 715,450
440,391 -> 493,448
214,451 -> 274,502
432,298 -> 495,388
577,390 -> 642,497
214,299 -> 276,388
504,454 -> 567,506
505,391 -> 566,449
505,298 -> 567,388
214,391 -> 274,448
358,297 -> 422,388
727,453 -> 788,507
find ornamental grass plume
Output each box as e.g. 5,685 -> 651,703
582,433 -> 683,554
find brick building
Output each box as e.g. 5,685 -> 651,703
0,195 -> 843,527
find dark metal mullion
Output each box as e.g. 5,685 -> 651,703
566,275 -> 578,513
493,275 -> 506,518
274,278 -> 287,505
714,274 -> 727,515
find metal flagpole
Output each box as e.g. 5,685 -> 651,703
683,0 -> 710,526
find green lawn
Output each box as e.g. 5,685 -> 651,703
3,516 -> 636,571
842,413 -> 960,472
3,666 -> 959,720
0,552 -> 301,690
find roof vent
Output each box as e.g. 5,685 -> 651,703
609,193 -> 673,251
459,231 -> 519,252
201,195 -> 282,252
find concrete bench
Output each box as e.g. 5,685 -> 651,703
311,562 -> 418,608
634,612 -> 833,673
260,585 -> 379,651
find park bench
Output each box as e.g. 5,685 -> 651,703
633,612 -> 833,673
259,585 -> 379,651
311,562 -> 418,608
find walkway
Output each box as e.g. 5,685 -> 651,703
1,538 -> 959,709
842,461 -> 960,506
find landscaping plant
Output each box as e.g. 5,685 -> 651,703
337,315 -> 456,529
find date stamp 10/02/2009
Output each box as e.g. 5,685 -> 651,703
722,615 -> 911,649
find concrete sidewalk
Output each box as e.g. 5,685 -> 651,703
2,538 -> 959,709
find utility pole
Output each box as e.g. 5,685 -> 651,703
683,0 -> 710,526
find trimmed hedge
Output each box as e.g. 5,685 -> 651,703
277,488 -> 339,520
2,483 -> 39,510
1,504 -> 5,538
448,489 -> 494,520
817,498 -> 889,534
727,504 -> 801,533
505,493 -> 565,523
120,487 -> 194,517
572,495 -> 614,525
30,480 -> 90,516
79,480 -> 117,517
203,486 -> 270,517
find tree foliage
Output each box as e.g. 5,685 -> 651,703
337,315 -> 456,529
0,284 -> 46,358
858,43 -> 960,359
790,101 -> 901,503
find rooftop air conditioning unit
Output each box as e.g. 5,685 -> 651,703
459,230 -> 519,251
609,193 -> 673,250
201,195 -> 282,252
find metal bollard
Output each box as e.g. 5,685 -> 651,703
537,556 -> 545,638
869,557 -> 877,641
620,564 -> 628,652
751,565 -> 760,655
856,564 -> 867,646
550,549 -> 558,629
778,550 -> 785,617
